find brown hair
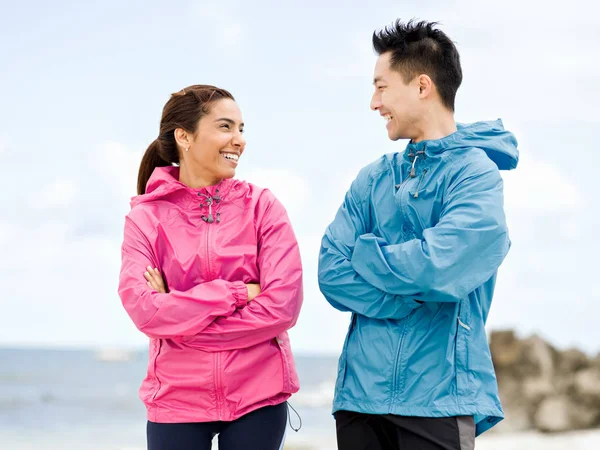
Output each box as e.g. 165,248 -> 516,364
137,85 -> 235,195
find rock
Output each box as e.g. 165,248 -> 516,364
572,368 -> 600,402
533,396 -> 570,432
516,335 -> 557,379
489,329 -> 600,434
522,377 -> 554,404
558,348 -> 589,374
490,330 -> 522,370
532,396 -> 597,432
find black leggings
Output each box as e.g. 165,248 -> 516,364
147,402 -> 288,450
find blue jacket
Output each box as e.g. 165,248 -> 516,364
318,119 -> 518,436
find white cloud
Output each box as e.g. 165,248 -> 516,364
0,216 -> 142,348
320,39 -> 375,80
559,219 -> 584,241
0,221 -> 69,270
191,1 -> 245,47
290,233 -> 350,355
32,179 -> 76,209
503,154 -> 585,214
223,23 -> 243,47
441,1 -> 600,123
237,167 -> 311,222
0,221 -> 14,248
92,141 -> 142,203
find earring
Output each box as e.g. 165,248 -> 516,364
185,147 -> 189,152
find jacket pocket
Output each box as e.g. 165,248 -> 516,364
336,313 -> 357,392
275,333 -> 300,393
455,299 -> 473,398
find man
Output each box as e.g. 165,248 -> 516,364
318,19 -> 519,450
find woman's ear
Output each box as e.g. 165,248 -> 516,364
174,128 -> 191,150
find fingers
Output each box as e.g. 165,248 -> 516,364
246,283 -> 262,301
144,266 -> 166,293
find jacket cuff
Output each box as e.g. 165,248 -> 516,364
231,281 -> 248,309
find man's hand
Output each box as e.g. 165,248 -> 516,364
246,283 -> 261,302
144,266 -> 167,293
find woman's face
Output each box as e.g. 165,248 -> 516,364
183,98 -> 246,183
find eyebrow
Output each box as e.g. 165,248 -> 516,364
373,76 -> 384,85
215,117 -> 244,127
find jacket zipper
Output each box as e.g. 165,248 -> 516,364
205,210 -> 212,278
390,160 -> 425,402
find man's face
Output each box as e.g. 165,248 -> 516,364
370,52 -> 421,141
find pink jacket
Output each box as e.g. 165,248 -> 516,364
118,166 -> 303,423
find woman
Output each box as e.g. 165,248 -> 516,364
118,85 -> 303,450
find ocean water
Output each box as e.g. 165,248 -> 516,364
0,347 -> 339,450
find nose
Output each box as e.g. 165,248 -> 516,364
232,130 -> 246,149
370,92 -> 382,111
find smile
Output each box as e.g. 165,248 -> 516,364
221,152 -> 239,162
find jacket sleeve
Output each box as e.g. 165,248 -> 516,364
183,193 -> 303,352
318,174 -> 423,319
118,216 -> 248,339
351,159 -> 510,302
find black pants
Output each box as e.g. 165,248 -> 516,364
335,410 -> 475,450
147,402 -> 288,450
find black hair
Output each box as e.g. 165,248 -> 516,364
373,19 -> 462,111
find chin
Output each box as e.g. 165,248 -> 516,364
388,130 -> 403,141
220,168 -> 236,179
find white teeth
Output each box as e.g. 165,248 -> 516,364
222,153 -> 239,161
384,115 -> 392,122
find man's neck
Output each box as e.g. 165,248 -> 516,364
411,109 -> 457,143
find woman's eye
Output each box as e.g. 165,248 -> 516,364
221,124 -> 230,129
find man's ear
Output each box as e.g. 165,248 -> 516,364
417,74 -> 433,98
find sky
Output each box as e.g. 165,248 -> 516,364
0,0 -> 598,355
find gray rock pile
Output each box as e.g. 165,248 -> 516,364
489,330 -> 600,433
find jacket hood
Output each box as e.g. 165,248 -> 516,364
406,119 -> 519,171
130,166 -> 240,209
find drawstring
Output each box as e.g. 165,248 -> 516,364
408,146 -> 426,178
409,154 -> 419,178
286,401 -> 302,432
198,189 -> 222,223
413,169 -> 428,198
406,145 -> 428,195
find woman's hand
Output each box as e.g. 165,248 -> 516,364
246,283 -> 261,302
144,266 -> 167,293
